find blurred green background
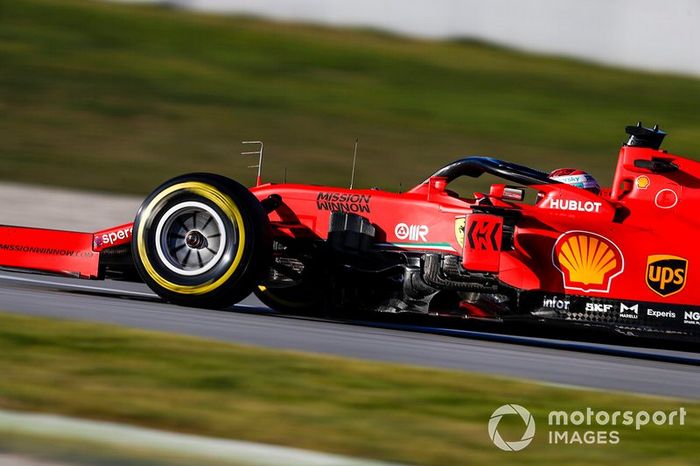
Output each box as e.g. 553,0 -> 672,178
3,0 -> 700,194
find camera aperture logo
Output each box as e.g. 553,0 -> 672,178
488,404 -> 536,451
488,404 -> 687,451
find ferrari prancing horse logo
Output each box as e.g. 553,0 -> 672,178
455,217 -> 500,251
455,218 -> 466,248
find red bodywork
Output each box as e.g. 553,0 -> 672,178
0,141 -> 698,330
0,226 -> 98,278
0,223 -> 134,278
247,145 -> 695,306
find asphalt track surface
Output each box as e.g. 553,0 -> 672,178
0,270 -> 698,399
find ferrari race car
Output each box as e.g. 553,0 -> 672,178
1,123 -> 698,339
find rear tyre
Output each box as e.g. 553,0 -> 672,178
254,283 -> 323,315
132,173 -> 271,309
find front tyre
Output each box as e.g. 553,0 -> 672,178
132,173 -> 271,309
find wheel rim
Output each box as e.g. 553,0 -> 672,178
154,201 -> 230,276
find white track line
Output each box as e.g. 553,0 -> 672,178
0,410 -> 403,466
0,273 -> 156,298
0,273 -> 263,309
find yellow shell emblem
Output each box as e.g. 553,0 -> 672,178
553,231 -> 624,293
636,175 -> 650,190
455,217 -> 466,248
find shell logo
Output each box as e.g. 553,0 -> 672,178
636,175 -> 650,190
552,231 -> 624,293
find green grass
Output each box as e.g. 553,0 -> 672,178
0,311 -> 697,465
1,0 -> 700,195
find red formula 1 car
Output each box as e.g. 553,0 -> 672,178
1,124 -> 698,339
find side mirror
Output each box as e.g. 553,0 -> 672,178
489,184 -> 525,201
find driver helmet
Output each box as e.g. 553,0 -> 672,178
548,168 -> 600,194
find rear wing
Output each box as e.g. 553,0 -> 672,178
0,223 -> 133,279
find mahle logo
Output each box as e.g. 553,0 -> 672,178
646,255 -> 687,297
488,404 -> 536,451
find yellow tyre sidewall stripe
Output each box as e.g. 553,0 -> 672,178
137,181 -> 246,295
